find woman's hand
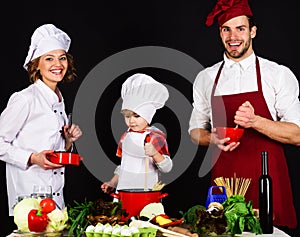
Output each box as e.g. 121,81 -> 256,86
29,150 -> 63,170
63,123 -> 83,151
211,127 -> 240,151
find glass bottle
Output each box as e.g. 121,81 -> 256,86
259,151 -> 273,233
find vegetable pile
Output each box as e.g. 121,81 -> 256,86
181,203 -> 227,236
13,197 -> 69,233
180,195 -> 262,236
67,198 -> 128,237
13,194 -> 261,236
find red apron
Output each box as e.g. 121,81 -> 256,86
211,57 -> 297,228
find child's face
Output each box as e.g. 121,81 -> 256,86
122,111 -> 148,132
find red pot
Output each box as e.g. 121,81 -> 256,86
110,189 -> 168,221
47,151 -> 83,166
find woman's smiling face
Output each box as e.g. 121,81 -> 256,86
38,49 -> 68,90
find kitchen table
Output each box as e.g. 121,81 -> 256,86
236,226 -> 291,236
7,227 -> 291,237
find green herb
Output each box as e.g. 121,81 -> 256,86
67,198 -> 128,237
222,195 -> 262,235
180,205 -> 206,233
67,199 -> 94,237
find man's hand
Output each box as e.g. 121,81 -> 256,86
211,127 -> 240,151
234,101 -> 257,128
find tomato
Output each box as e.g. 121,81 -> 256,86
40,198 -> 56,214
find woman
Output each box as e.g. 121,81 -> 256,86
0,23 -> 82,230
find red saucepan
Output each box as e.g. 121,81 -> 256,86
110,189 -> 169,221
47,151 -> 83,166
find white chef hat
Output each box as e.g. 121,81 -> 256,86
23,23 -> 71,70
121,73 -> 169,124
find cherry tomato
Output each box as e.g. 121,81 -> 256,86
40,198 -> 56,214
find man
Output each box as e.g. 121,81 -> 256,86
188,0 -> 299,231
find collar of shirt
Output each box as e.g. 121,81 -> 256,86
35,79 -> 64,107
128,128 -> 150,133
223,52 -> 256,71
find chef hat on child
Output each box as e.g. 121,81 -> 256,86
121,73 -> 169,124
23,23 -> 71,70
206,0 -> 253,27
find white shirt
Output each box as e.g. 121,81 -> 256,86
0,79 -> 67,215
189,53 -> 300,132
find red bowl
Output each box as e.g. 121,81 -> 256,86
216,127 -> 244,143
47,151 -> 83,166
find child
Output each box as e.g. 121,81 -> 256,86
101,73 -> 173,193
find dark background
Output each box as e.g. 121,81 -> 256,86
1,1 -> 299,236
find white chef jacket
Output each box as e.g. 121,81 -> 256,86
189,52 -> 300,133
0,79 -> 68,215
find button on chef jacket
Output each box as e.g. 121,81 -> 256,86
0,79 -> 68,215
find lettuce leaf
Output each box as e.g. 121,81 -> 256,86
222,195 -> 262,235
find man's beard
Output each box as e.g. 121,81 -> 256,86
225,39 -> 251,59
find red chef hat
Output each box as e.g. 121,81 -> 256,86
206,0 -> 253,27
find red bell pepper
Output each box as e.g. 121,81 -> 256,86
28,208 -> 48,232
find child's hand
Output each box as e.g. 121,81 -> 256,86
101,182 -> 115,194
144,142 -> 158,157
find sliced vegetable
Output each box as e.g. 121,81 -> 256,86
46,207 -> 69,232
140,202 -> 165,220
153,214 -> 173,225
